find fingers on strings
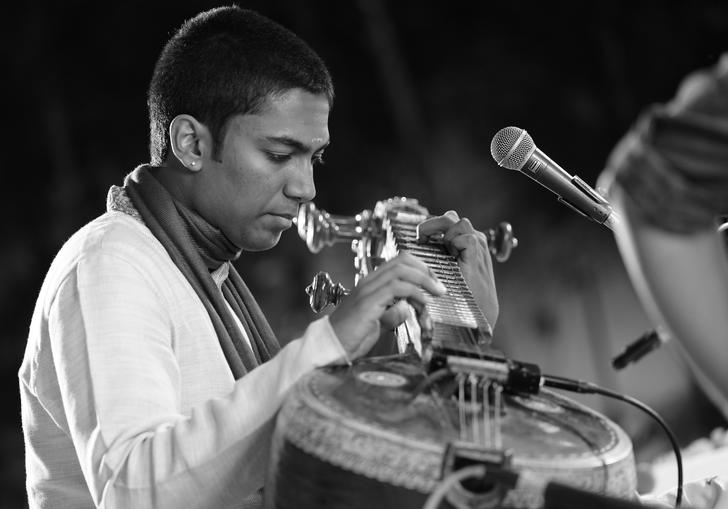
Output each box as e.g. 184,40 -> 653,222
357,255 -> 446,306
417,212 -> 490,258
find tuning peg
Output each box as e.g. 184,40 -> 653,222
485,222 -> 518,262
305,272 -> 350,313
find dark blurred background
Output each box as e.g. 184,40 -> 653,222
3,0 -> 728,506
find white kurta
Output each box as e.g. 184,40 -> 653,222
19,210 -> 346,509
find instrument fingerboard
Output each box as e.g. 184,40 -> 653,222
387,219 -> 493,344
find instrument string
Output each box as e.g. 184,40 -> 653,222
469,374 -> 479,443
493,383 -> 503,449
458,374 -> 466,442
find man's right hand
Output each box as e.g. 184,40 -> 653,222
328,252 -> 447,361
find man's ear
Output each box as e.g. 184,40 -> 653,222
169,114 -> 211,171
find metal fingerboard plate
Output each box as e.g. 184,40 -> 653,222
387,219 -> 493,343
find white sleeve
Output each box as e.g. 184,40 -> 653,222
49,250 -> 345,509
640,477 -> 728,509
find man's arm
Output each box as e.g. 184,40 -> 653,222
610,189 -> 728,410
49,235 -> 443,508
598,52 -> 728,415
50,250 -> 345,509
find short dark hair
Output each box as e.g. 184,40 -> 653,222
148,6 -> 334,165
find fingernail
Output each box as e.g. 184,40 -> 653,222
435,280 -> 447,294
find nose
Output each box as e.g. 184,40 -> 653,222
284,160 -> 316,203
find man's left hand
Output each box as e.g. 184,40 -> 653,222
417,210 -> 499,327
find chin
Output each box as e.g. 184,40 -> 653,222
239,232 -> 283,252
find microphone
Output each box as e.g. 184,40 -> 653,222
611,328 -> 668,370
490,127 -> 620,230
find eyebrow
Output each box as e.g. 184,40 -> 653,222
264,136 -> 330,153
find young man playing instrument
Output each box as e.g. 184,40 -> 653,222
19,6 -> 498,508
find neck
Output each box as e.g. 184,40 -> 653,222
150,160 -> 197,210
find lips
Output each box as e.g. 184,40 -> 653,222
270,212 -> 296,221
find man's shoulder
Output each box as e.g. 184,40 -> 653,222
76,211 -> 156,254
47,212 -> 165,284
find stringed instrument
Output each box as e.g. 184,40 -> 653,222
265,198 -> 636,509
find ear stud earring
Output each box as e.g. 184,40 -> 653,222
189,161 -> 196,167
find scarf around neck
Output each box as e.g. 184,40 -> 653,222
107,165 -> 280,379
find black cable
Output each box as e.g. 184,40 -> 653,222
542,374 -> 684,508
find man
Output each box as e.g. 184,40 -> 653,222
19,6 -> 498,509
599,54 -> 728,508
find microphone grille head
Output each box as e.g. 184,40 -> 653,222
490,126 -> 535,170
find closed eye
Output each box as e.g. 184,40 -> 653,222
265,152 -> 292,163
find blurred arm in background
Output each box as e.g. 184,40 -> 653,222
599,54 -> 728,418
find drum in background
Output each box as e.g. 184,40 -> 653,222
265,355 -> 637,509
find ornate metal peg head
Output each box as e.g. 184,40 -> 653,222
305,271 -> 350,313
485,222 -> 518,262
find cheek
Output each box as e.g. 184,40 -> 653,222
216,155 -> 256,199
220,167 -> 274,219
